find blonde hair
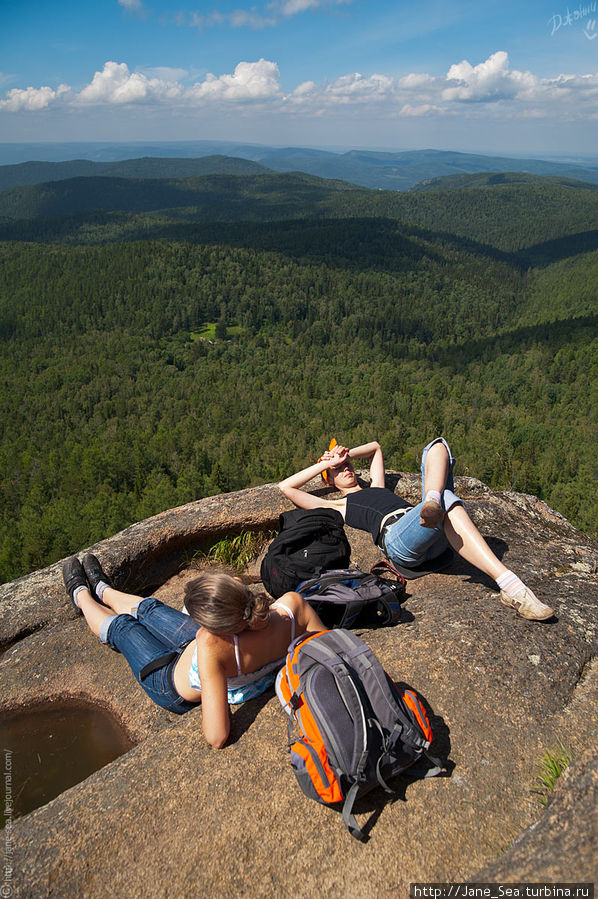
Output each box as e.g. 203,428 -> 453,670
183,572 -> 270,634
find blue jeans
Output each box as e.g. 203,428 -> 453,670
100,598 -> 200,714
383,437 -> 461,567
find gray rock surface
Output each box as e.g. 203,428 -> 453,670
1,475 -> 596,897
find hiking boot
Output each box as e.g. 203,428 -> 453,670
419,499 -> 444,529
500,587 -> 554,621
62,556 -> 88,613
82,553 -> 112,603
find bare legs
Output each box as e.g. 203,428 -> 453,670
424,440 -> 508,582
443,504 -> 508,581
417,439 -> 554,618
422,440 -> 450,496
76,586 -> 144,639
442,489 -> 554,618
420,441 -> 449,527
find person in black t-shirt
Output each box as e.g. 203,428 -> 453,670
279,437 -> 553,621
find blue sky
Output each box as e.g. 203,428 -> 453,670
1,0 -> 597,154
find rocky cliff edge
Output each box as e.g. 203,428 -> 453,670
0,474 -> 596,897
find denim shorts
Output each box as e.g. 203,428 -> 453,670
383,437 -> 462,568
100,598 -> 200,714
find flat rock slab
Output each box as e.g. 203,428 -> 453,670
1,476 -> 596,896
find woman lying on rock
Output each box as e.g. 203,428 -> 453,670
279,437 -> 553,621
62,557 -> 324,748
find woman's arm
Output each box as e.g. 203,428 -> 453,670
348,441 -> 385,488
278,456 -> 338,510
278,591 -> 326,633
196,634 -> 231,749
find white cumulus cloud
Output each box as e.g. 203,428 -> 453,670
398,73 -> 436,93
185,60 -> 281,102
1,52 -> 597,123
443,51 -> 536,103
286,51 -> 598,120
0,83 -> 70,111
76,62 -> 181,105
291,71 -> 394,107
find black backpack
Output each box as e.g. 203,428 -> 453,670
296,567 -> 406,629
260,508 -> 351,598
276,629 -> 444,841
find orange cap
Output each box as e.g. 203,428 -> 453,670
319,438 -> 337,483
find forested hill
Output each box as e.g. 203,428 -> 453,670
0,172 -> 596,581
1,173 -> 598,264
410,171 -> 598,193
0,172 -> 365,222
0,155 -> 271,191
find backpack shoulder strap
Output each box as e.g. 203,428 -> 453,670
342,782 -> 368,842
323,631 -> 432,753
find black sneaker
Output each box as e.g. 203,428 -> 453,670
62,556 -> 88,614
82,553 -> 112,603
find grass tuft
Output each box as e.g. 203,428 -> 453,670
200,530 -> 271,571
531,741 -> 573,805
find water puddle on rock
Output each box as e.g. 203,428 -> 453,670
1,700 -> 135,823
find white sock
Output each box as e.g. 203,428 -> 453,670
72,584 -> 87,608
424,489 -> 441,505
95,580 -> 109,601
496,571 -> 525,597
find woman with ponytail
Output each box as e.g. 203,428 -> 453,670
62,555 -> 324,748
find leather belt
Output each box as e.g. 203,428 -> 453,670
139,651 -> 179,681
377,506 -> 413,556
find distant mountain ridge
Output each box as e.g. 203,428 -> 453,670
0,155 -> 270,191
250,147 -> 598,190
1,144 -> 598,191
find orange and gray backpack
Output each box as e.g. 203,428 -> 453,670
275,629 -> 444,841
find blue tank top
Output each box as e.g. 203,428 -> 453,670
188,601 -> 296,705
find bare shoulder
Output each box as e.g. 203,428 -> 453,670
274,591 -> 304,613
196,628 -> 232,660
274,591 -> 319,632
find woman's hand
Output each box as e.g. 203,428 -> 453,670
324,444 -> 349,465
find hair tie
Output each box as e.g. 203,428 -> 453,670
243,596 -> 256,621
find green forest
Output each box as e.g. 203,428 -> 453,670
0,170 -> 596,582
